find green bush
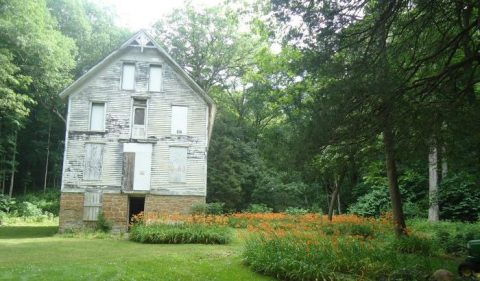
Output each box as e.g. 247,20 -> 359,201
96,212 -> 113,233
15,201 -> 44,217
190,202 -> 225,215
245,203 -> 272,213
285,207 -> 308,215
0,194 -> 16,213
438,172 -> 480,222
129,223 -> 231,244
17,190 -> 60,215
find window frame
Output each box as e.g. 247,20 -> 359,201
121,62 -> 136,91
148,64 -> 163,92
171,105 -> 188,135
88,101 -> 106,132
131,98 -> 148,139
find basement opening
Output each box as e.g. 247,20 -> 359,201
128,196 -> 145,225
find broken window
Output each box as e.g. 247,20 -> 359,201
149,65 -> 162,92
132,99 -> 147,138
122,63 -> 135,90
89,102 -> 105,131
171,106 -> 188,135
169,146 -> 187,183
83,191 -> 102,221
84,143 -> 104,180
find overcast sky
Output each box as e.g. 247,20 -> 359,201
93,0 -> 223,31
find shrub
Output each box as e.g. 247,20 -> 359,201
96,212 -> 113,233
0,194 -> 15,213
285,207 -> 308,215
129,223 -> 231,244
15,201 -> 44,217
191,202 -> 225,215
438,172 -> 480,222
245,203 -> 272,213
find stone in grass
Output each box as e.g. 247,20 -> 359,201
430,269 -> 455,281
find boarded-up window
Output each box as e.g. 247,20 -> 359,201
83,191 -> 102,221
149,65 -> 162,92
84,143 -> 104,180
171,106 -> 188,135
169,146 -> 187,183
90,102 -> 105,131
122,63 -> 135,90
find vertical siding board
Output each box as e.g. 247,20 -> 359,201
83,191 -> 102,221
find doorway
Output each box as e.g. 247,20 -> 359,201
128,196 -> 145,224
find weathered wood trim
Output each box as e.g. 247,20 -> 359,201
122,152 -> 135,191
61,96 -> 72,191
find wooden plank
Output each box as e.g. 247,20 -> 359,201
122,152 -> 135,191
83,191 -> 102,221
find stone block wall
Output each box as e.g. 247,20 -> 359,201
59,192 -> 205,233
59,192 -> 84,232
102,194 -> 128,232
144,195 -> 205,216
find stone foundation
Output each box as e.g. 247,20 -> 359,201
144,195 -> 205,216
102,194 -> 128,232
59,192 -> 205,233
59,192 -> 84,232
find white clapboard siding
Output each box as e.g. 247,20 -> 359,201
63,47 -> 209,195
83,191 -> 102,221
84,143 -> 104,180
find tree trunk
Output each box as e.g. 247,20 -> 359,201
328,175 -> 340,221
441,146 -> 448,180
1,155 -> 5,195
383,124 -> 407,236
337,192 -> 342,215
43,119 -> 51,193
8,131 -> 18,198
428,144 -> 439,222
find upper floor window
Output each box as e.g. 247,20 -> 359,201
132,98 -> 147,138
122,63 -> 135,90
89,102 -> 105,131
149,65 -> 162,92
171,106 -> 187,135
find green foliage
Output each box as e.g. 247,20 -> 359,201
129,223 -> 231,244
17,190 -> 60,215
337,224 -> 375,239
15,201 -> 44,217
245,204 -> 272,213
96,212 -> 112,233
190,202 -> 225,215
438,172 -> 480,222
0,194 -> 16,213
243,234 -> 445,281
284,207 -> 308,215
390,235 -> 435,256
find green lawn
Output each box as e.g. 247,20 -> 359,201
0,223 -> 272,281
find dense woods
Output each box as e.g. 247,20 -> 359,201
1,0 -> 479,235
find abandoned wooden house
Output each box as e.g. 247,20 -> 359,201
58,30 -> 216,232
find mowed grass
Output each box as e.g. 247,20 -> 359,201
0,223 -> 272,281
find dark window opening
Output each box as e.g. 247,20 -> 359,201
134,108 -> 145,125
129,196 -> 145,225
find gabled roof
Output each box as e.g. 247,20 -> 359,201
59,30 -> 215,108
60,30 -> 216,141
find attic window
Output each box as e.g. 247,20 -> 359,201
149,65 -> 162,92
171,106 -> 188,135
122,63 -> 135,90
